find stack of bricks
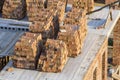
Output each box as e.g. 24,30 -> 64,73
26,0 -> 59,39
2,0 -> 26,19
58,8 -> 87,57
26,0 -> 45,22
28,9 -> 53,32
58,25 -> 81,57
47,0 -> 66,38
38,39 -> 68,72
66,8 -> 87,47
13,32 -> 42,69
73,0 -> 94,12
113,18 -> 120,66
0,0 -> 5,13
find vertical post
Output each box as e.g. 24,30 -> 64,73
93,68 -> 97,80
102,49 -> 108,80
102,38 -> 108,80
113,18 -> 120,66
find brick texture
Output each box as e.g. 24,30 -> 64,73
2,0 -> 26,19
113,18 -> 120,65
83,38 -> 108,80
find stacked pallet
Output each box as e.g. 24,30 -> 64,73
58,8 -> 87,57
38,39 -> 68,72
0,0 -> 5,13
113,18 -> 120,66
13,32 -> 42,69
73,0 -> 94,12
2,0 -> 26,19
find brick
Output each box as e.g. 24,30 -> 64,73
38,39 -> 68,72
13,32 -> 43,69
2,0 -> 26,19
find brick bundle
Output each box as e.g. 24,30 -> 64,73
26,0 -> 46,22
13,32 -> 42,69
73,0 -> 94,12
2,0 -> 26,19
47,0 -> 66,23
27,0 -> 62,39
0,0 -> 5,13
58,8 -> 87,57
38,39 -> 68,72
28,11 -> 53,32
113,18 -> 120,66
58,25 -> 81,57
66,8 -> 87,41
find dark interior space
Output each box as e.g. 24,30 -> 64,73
94,0 -> 105,3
